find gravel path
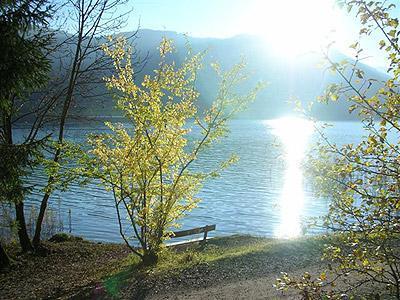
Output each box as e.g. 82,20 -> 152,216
148,267 -> 318,300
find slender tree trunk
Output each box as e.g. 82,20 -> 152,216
4,112 -> 33,252
0,241 -> 10,270
142,249 -> 158,266
32,81 -> 77,248
33,21 -> 84,248
15,201 -> 33,252
32,192 -> 50,248
33,0 -> 133,248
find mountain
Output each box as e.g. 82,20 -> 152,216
54,29 -> 390,121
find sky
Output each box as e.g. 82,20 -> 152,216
126,0 -> 348,38
120,0 -> 399,70
126,0 -> 265,37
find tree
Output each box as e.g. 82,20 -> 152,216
1,0 -> 142,254
276,1 -> 400,298
85,37 -> 263,264
31,0 -> 145,250
31,0 -> 131,249
0,0 -> 53,253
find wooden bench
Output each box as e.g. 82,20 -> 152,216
169,224 -> 216,246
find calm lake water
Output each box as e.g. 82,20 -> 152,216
16,118 -> 364,243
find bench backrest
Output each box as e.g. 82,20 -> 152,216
171,224 -> 216,241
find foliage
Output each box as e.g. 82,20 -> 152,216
0,143 -> 43,205
0,0 -> 53,198
275,272 -> 335,300
278,1 -> 400,299
0,0 -> 54,253
86,37 -> 263,264
0,0 -> 52,104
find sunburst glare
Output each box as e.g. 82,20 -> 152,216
246,0 -> 343,58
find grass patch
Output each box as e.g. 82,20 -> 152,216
150,235 -> 325,273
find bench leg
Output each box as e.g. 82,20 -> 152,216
202,231 -> 208,244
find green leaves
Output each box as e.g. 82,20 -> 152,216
388,18 -> 399,28
0,0 -> 54,204
388,29 -> 397,38
88,37 -> 263,261
0,0 -> 53,102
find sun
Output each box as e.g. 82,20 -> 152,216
246,0 -> 343,58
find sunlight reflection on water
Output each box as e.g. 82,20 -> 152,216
266,117 -> 314,238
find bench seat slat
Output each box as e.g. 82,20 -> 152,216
171,224 -> 216,238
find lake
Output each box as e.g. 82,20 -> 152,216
15,118 -> 365,243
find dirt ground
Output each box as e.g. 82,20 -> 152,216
1,235 -> 382,299
148,266 -> 320,300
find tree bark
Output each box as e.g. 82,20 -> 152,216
32,193 -> 50,248
0,241 -> 10,270
142,250 -> 158,266
4,112 -> 33,252
15,201 -> 33,252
